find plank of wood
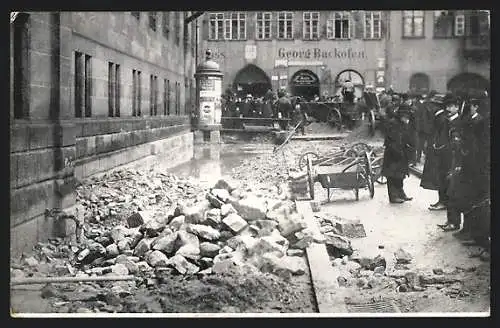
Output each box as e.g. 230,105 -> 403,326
296,201 -> 348,313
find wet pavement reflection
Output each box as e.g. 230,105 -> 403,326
167,144 -> 274,186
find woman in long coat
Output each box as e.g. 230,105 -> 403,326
381,104 -> 413,203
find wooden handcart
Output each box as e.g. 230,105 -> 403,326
300,142 -> 383,201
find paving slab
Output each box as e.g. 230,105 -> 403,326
296,200 -> 347,313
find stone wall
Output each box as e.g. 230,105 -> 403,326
10,12 -> 197,258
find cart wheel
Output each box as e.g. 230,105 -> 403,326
298,151 -> 319,170
371,157 -> 387,184
364,154 -> 375,199
368,110 -> 376,137
307,156 -> 315,200
327,107 -> 342,131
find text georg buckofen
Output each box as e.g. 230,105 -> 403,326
277,48 -> 366,59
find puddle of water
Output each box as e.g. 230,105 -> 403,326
167,144 -> 273,186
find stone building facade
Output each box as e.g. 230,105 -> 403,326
10,12 -> 198,257
201,10 -> 490,99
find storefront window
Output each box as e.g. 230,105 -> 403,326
277,11 -> 293,40
256,12 -> 272,40
303,12 -> 319,40
403,10 -> 424,38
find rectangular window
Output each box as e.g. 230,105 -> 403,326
149,75 -> 158,116
303,12 -> 320,40
467,10 -> 490,37
149,12 -> 157,31
167,79 -> 171,115
74,52 -> 84,118
327,12 -> 351,39
107,62 -> 120,117
132,69 -> 142,117
176,82 -> 180,115
84,54 -> 92,117
403,10 -> 424,38
455,14 -> 465,36
191,22 -> 196,53
131,12 -> 140,20
115,64 -> 120,117
175,12 -> 181,45
162,12 -> 170,39
163,78 -> 167,115
13,13 -> 30,119
277,11 -> 293,39
209,13 -> 224,40
364,11 -> 382,39
256,12 -> 272,40
433,10 -> 458,38
230,12 -> 246,40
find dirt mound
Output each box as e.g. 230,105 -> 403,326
128,269 -> 315,313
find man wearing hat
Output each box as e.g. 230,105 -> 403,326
241,94 -> 254,118
381,103 -> 413,203
414,94 -> 432,165
277,89 -> 293,130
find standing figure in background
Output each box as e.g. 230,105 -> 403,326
414,94 -> 432,165
241,94 -> 253,118
277,89 -> 293,130
262,90 -> 274,119
342,80 -> 355,104
381,104 -> 414,203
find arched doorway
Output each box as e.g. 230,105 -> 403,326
290,70 -> 320,100
447,73 -> 489,95
335,69 -> 365,99
409,73 -> 430,94
233,64 -> 272,98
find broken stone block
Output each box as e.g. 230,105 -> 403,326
261,253 -> 306,276
332,258 -> 343,267
230,196 -> 267,221
220,204 -> 237,218
324,233 -> 353,256
175,231 -> 200,257
136,261 -> 153,272
168,216 -> 185,232
186,224 -> 220,241
287,249 -> 304,257
290,230 -> 314,250
373,266 -> 386,275
199,242 -> 221,258
358,255 -> 387,271
211,188 -> 231,202
335,220 -> 367,238
94,236 -> 113,247
432,268 -> 444,275
133,238 -> 156,257
184,200 -> 212,223
121,260 -> 139,275
206,193 -> 224,208
219,230 -> 234,241
272,211 -> 306,237
152,232 -> 179,255
213,178 -> 240,192
117,239 -> 131,253
89,242 -> 107,257
249,237 -> 286,257
205,209 -> 222,228
222,213 -> 248,234
198,257 -> 214,269
139,219 -> 166,238
394,247 -> 413,264
110,226 -> 129,243
255,219 -> 279,231
219,245 -> 234,254
110,264 -> 129,276
126,211 -> 154,228
146,250 -> 170,268
105,244 -> 120,258
404,271 -> 419,288
169,255 -> 200,275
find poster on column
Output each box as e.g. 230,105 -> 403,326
198,76 -> 220,126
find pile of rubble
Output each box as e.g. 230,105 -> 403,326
14,178 -> 318,287
76,169 -> 204,224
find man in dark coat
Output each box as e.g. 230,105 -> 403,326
420,94 -> 450,210
241,94 -> 254,117
436,96 -> 465,231
262,90 -> 274,118
413,94 -> 431,164
277,89 -> 293,130
381,104 -> 413,203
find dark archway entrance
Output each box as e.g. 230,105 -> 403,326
233,64 -> 272,98
335,69 -> 365,99
409,73 -> 430,95
447,73 -> 489,95
290,70 -> 320,100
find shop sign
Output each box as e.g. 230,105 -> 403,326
278,47 -> 366,60
292,71 -> 319,85
377,58 -> 385,69
271,75 -> 279,81
279,75 -> 288,80
288,61 -> 324,67
275,59 -> 288,67
375,70 -> 385,86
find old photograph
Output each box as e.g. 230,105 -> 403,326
10,10 -> 490,317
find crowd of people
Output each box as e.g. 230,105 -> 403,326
380,88 -> 490,253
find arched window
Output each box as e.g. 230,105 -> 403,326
409,73 -> 430,94
335,69 -> 365,98
447,73 -> 489,95
233,64 -> 272,98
